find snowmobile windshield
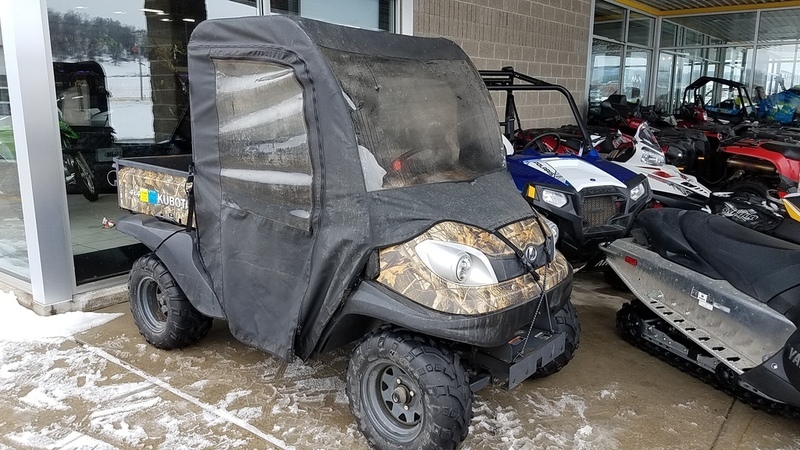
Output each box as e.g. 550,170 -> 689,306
323,49 -> 505,191
635,123 -> 665,166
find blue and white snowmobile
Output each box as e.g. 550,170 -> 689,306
483,67 -> 652,265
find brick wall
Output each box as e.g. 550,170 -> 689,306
414,0 -> 592,129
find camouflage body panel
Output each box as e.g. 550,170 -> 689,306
376,220 -> 570,315
497,217 -> 550,249
117,166 -> 192,226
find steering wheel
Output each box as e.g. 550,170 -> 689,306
521,132 -> 567,154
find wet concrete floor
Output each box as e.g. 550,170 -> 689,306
1,272 -> 798,449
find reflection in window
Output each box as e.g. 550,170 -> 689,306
593,0 -> 625,42
662,13 -> 757,47
754,44 -> 800,95
623,49 -> 650,103
590,40 -> 622,102
757,9 -> 800,43
627,12 -> 653,47
271,0 -> 395,32
46,0 -> 257,283
0,27 -> 30,282
214,60 -> 312,230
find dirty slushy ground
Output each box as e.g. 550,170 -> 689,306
1,273 -> 799,449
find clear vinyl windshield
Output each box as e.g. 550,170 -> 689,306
322,49 -> 505,191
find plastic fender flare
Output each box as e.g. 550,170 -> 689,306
722,144 -> 800,181
117,214 -> 226,319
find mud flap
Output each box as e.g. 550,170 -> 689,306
469,330 -> 566,390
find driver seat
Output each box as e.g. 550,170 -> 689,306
636,209 -> 800,314
762,141 -> 800,162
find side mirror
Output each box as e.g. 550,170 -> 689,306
502,135 -> 514,156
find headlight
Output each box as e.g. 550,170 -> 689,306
541,189 -> 568,208
640,150 -> 665,166
415,240 -> 498,286
630,182 -> 647,201
540,216 -> 559,242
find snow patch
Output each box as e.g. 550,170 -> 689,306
0,290 -> 121,342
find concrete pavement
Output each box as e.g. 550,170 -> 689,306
1,272 -> 798,449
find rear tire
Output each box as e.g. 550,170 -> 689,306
74,153 -> 99,202
347,328 -> 472,450
728,179 -> 772,199
529,300 -> 580,379
128,253 -> 212,349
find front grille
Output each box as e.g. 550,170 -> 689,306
582,195 -> 617,227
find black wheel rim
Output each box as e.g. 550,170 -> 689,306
136,276 -> 169,332
620,309 -> 642,339
361,360 -> 423,442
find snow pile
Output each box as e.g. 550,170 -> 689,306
0,289 -> 121,342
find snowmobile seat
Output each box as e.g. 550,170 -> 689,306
680,211 -> 800,308
762,141 -> 800,162
635,209 -> 722,280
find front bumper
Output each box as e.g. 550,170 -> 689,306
321,270 -> 573,352
533,175 -> 651,261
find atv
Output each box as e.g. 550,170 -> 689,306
480,67 -> 651,266
115,16 -> 579,450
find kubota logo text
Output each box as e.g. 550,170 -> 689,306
138,188 -> 188,210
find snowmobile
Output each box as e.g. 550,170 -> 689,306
603,208 -> 800,413
480,67 -> 651,266
115,16 -> 578,450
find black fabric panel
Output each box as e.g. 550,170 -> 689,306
187,15 -> 531,361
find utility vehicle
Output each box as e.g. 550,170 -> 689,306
115,16 -> 578,450
480,67 -> 651,266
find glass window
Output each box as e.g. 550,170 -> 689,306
275,0 -> 395,32
214,60 -> 312,230
593,1 -> 625,42
758,9 -> 800,43
664,13 -> 757,47
323,50 -> 504,191
627,12 -> 653,47
660,21 -> 678,48
589,39 -> 622,102
0,28 -> 30,282
655,52 -> 675,112
623,49 -> 650,103
47,0 -> 257,283
754,44 -> 800,95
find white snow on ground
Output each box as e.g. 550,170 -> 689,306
0,290 -> 122,342
467,389 -> 621,450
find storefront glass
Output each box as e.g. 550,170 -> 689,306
663,13 -> 757,47
0,28 -> 30,282
623,48 -> 650,103
754,44 -> 800,95
46,0 -> 257,283
42,0 -> 396,284
589,39 -> 622,102
590,4 -> 655,105
592,0 -> 624,42
627,12 -> 653,48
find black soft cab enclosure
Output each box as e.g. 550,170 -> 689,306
117,15 -> 578,449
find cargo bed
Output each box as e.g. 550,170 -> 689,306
116,155 -> 193,226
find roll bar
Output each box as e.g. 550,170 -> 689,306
480,66 -> 592,156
